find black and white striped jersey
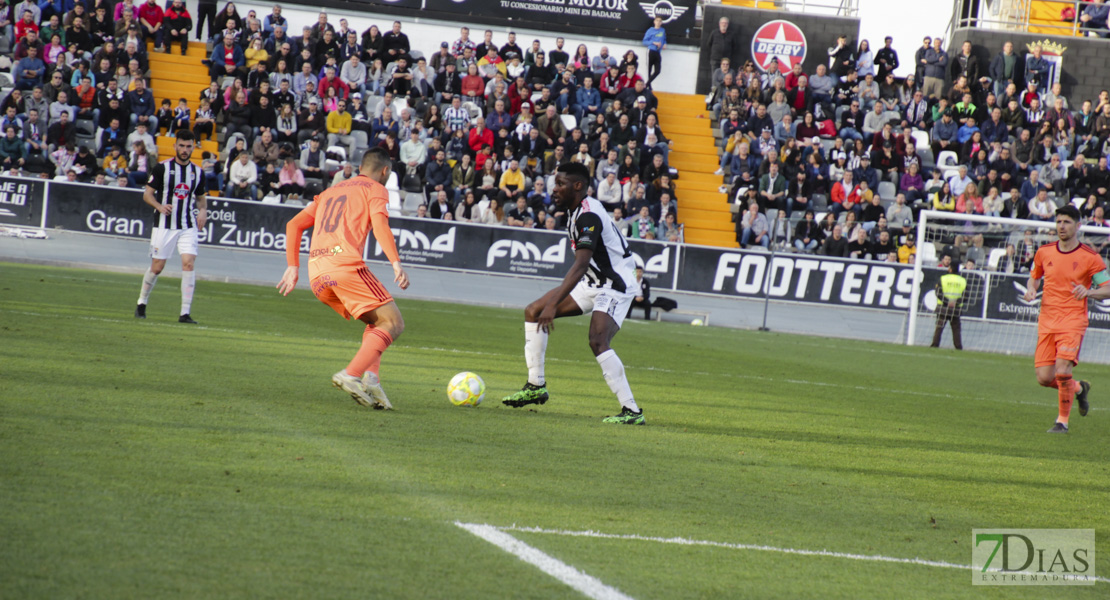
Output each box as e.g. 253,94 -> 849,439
568,197 -> 638,294
147,159 -> 206,230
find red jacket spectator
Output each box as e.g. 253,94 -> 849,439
617,72 -> 643,90
461,73 -> 485,99
318,75 -> 350,100
468,124 -> 493,152
164,5 -> 192,32
138,0 -> 165,29
14,14 -> 38,41
831,179 -> 861,208
508,81 -> 529,114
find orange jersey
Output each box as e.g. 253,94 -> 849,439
285,175 -> 400,279
1031,242 -> 1108,333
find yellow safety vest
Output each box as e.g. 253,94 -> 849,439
938,273 -> 967,306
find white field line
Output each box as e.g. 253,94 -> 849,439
496,525 -> 1110,584
454,522 -> 636,600
2,308 -> 1103,412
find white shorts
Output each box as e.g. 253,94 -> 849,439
150,227 -> 199,260
570,280 -> 635,329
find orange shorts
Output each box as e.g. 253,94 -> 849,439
1035,331 -> 1085,368
311,266 -> 393,320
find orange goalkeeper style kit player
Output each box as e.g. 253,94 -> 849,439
1024,205 -> 1110,433
277,147 -> 410,410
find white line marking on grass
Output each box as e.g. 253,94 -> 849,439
496,525 -> 1110,584
455,522 -> 636,600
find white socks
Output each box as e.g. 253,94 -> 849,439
597,349 -> 639,412
180,270 -> 195,315
524,321 -> 548,386
138,269 -> 158,304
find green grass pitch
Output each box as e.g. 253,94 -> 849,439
1,261 -> 1107,599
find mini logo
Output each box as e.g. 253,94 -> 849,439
751,20 -> 807,75
640,1 -> 689,24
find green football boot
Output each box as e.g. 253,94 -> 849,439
602,407 -> 645,425
502,382 -> 549,407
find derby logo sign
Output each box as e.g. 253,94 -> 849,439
751,20 -> 807,75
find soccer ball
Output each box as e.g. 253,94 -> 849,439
447,372 -> 485,407
690,318 -> 704,326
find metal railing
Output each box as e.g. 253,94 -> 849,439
946,0 -> 1109,41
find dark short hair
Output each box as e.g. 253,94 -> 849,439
175,130 -> 195,142
1056,205 -> 1081,222
361,146 -> 391,173
557,162 -> 591,184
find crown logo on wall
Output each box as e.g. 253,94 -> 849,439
1026,40 -> 1067,55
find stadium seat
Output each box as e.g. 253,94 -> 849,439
811,194 -> 828,211
910,130 -> 930,151
387,189 -> 402,214
987,247 -> 1006,270
920,242 -> 938,266
560,114 -> 578,132
401,190 -> 425,215
385,171 -> 399,190
938,151 -> 959,169
878,181 -> 897,201
325,146 -> 346,174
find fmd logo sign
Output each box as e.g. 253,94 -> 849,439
751,20 -> 807,75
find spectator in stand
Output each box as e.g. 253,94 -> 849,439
1025,44 -> 1049,94
325,97 -> 356,156
875,36 -> 899,80
642,15 -> 665,86
138,0 -> 164,51
831,170 -> 862,218
209,31 -> 245,83
738,201 -> 768,248
1081,0 -> 1110,37
828,35 -> 855,80
277,157 -> 304,199
15,45 -> 45,90
162,0 -> 191,56
809,64 -> 834,106
922,37 -> 948,100
226,150 -> 258,199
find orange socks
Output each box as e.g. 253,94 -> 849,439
346,325 -> 394,378
1055,373 -> 1076,426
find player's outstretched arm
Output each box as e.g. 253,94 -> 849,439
278,206 -> 317,296
537,247 -> 593,332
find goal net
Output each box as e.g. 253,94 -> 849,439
907,210 -> 1110,364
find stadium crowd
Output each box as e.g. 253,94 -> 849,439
0,1 -> 683,241
705,11 -> 1110,264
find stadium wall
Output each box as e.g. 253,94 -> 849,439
947,27 -> 1099,106
205,1 -> 701,95
696,5 -> 861,95
19,176 -> 1103,330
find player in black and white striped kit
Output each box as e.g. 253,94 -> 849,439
134,131 -> 208,323
502,163 -> 645,424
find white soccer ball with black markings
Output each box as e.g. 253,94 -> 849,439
447,372 -> 486,407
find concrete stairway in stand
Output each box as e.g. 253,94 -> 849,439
145,40 -> 220,163
655,91 -> 737,248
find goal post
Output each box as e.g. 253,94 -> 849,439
907,210 -> 1110,364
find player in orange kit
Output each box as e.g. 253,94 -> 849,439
277,147 -> 410,410
1023,205 -> 1110,433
